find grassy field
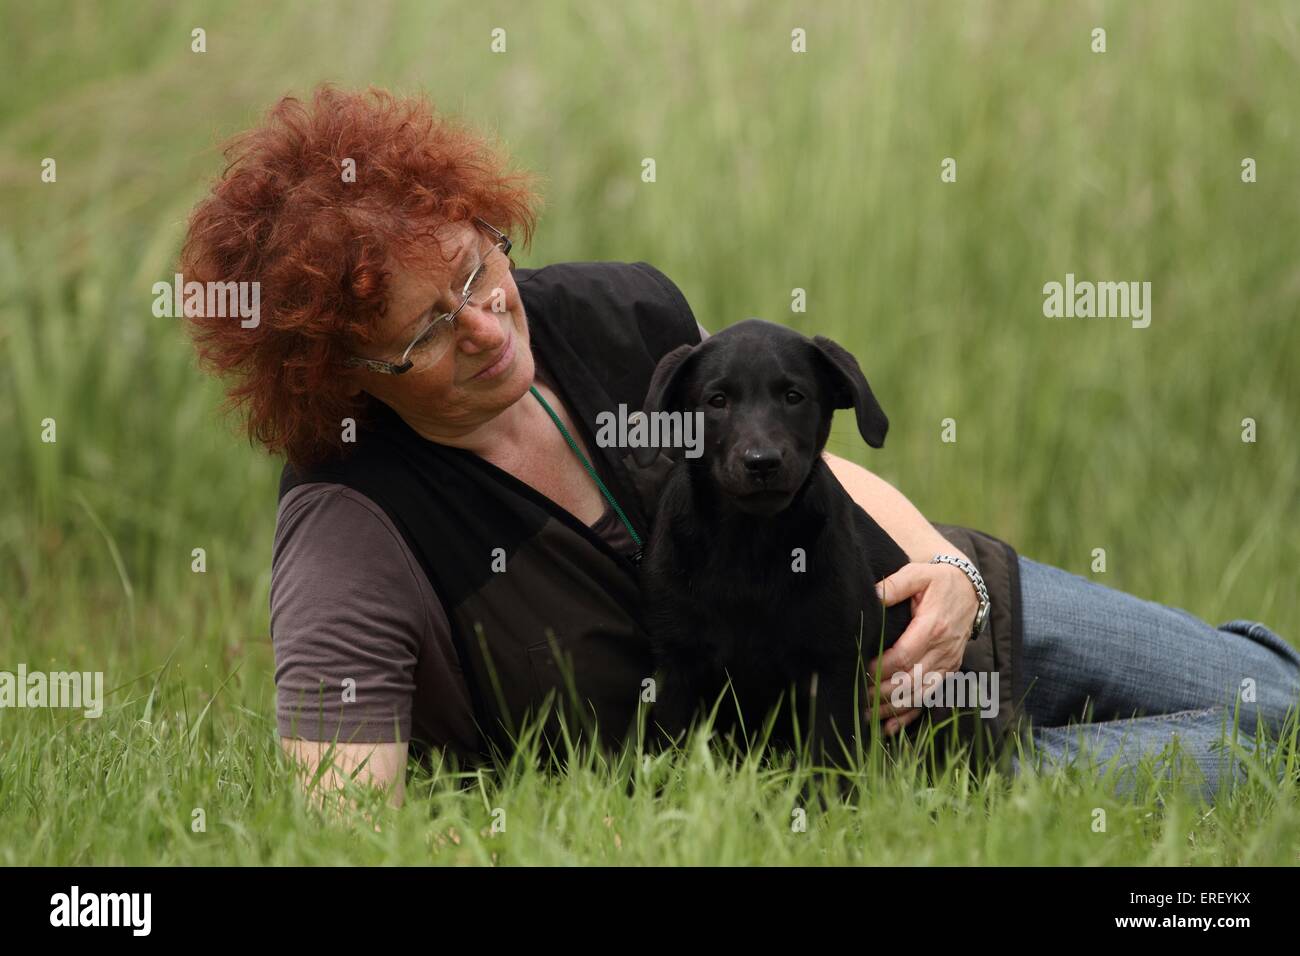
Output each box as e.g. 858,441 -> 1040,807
1,0 -> 1297,864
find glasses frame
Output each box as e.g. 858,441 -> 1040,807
344,216 -> 513,375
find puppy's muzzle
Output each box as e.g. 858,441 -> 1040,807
742,447 -> 783,482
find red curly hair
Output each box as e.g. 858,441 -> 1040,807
180,84 -> 543,468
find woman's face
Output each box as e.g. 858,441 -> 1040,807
354,220 -> 535,438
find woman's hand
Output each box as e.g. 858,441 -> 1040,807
864,561 -> 979,736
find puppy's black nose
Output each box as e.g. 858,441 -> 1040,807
743,448 -> 782,478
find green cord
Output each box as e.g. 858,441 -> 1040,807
529,385 -> 643,553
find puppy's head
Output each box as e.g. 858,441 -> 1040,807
639,318 -> 889,516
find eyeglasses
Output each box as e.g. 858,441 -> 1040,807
344,216 -> 513,375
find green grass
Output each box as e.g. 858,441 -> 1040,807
7,670 -> 1300,866
1,0 -> 1298,864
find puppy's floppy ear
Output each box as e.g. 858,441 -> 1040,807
632,343 -> 700,467
811,335 -> 889,448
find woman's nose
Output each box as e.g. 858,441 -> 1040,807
455,303 -> 509,351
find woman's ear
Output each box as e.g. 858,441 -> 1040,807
810,335 -> 889,448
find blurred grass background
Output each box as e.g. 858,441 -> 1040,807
1,0 -> 1297,863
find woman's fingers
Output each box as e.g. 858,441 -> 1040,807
874,564 -> 929,608
863,667 -> 919,721
861,561 -> 977,730
884,706 -> 923,736
864,694 -> 907,722
866,613 -> 933,688
865,613 -> 943,704
861,687 -> 921,731
864,644 -> 964,724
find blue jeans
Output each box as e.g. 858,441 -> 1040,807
1010,555 -> 1300,803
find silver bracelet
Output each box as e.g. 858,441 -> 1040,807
930,554 -> 991,640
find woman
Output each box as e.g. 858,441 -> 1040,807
182,86 -> 1299,806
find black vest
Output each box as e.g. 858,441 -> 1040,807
280,261 -> 702,762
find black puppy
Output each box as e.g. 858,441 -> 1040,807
636,319 -> 913,762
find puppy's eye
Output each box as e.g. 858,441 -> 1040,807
785,390 -> 804,405
707,393 -> 727,408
